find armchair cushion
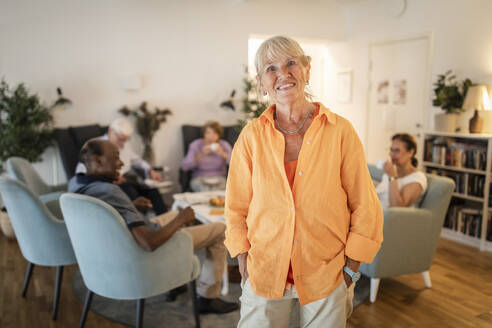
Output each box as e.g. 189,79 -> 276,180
360,166 -> 455,280
360,207 -> 433,278
0,178 -> 75,266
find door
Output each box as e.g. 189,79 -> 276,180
366,36 -> 431,165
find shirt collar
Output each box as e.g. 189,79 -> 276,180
259,102 -> 336,126
75,173 -> 114,185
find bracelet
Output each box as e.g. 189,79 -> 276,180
389,176 -> 398,181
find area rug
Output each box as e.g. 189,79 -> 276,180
72,271 -> 370,328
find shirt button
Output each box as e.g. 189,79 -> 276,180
294,240 -> 298,245
291,206 -> 295,211
306,141 -> 311,145
298,171 -> 303,176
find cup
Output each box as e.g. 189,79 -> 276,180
209,143 -> 219,152
376,159 -> 386,170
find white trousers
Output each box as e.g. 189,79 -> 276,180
238,280 -> 354,328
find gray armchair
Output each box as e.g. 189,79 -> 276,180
60,193 -> 201,328
360,165 -> 455,302
0,178 -> 76,320
7,157 -> 67,218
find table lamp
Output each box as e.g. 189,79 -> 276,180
462,85 -> 491,133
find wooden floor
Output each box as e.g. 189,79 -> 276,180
1,233 -> 491,328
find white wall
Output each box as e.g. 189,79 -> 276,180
5,0 -> 492,183
0,0 -> 346,185
337,0 -> 492,149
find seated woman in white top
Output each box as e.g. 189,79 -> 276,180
376,133 -> 427,208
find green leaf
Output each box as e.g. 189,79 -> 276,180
0,80 -> 53,165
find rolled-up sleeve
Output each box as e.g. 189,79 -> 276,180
340,122 -> 383,263
224,129 -> 253,258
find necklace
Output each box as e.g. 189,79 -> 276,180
274,111 -> 311,135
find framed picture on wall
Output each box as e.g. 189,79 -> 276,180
336,69 -> 353,103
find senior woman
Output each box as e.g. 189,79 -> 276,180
376,133 -> 427,208
225,36 -> 383,328
181,121 -> 232,191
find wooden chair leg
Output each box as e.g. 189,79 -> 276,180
370,278 -> 380,303
136,299 -> 145,328
52,266 -> 64,320
79,290 -> 93,328
422,270 -> 432,288
189,280 -> 201,328
22,262 -> 35,298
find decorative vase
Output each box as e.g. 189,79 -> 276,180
469,110 -> 483,134
0,210 -> 15,240
434,113 -> 457,133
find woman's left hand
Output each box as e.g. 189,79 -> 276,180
215,146 -> 228,159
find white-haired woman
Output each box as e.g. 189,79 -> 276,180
225,36 -> 383,327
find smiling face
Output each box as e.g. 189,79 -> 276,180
100,142 -> 124,181
258,55 -> 310,106
389,139 -> 414,167
84,141 -> 124,181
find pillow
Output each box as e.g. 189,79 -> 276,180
69,125 -> 106,148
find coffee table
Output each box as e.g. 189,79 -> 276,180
171,190 -> 225,224
171,190 -> 229,294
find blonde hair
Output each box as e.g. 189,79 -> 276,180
254,35 -> 313,100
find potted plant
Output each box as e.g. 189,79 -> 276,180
0,79 -> 54,239
432,70 -> 472,132
118,102 -> 172,164
221,67 -> 269,132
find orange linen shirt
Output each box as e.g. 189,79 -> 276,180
225,103 -> 383,305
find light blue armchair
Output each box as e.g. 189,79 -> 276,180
60,193 -> 201,328
7,157 -> 67,218
0,177 -> 76,320
360,165 -> 455,302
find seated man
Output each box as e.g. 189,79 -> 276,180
76,118 -> 167,215
69,138 -> 238,314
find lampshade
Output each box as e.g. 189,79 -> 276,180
462,85 -> 491,111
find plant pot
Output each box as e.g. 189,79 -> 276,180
455,110 -> 473,133
434,113 -> 457,133
0,210 -> 15,240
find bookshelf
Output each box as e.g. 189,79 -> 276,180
423,131 -> 492,252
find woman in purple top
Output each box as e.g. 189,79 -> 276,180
181,121 -> 232,191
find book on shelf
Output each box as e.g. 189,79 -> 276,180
444,204 -> 482,238
488,215 -> 492,242
489,183 -> 492,207
426,168 -> 465,194
426,168 -> 486,198
424,137 -> 487,170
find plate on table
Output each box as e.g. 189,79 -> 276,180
202,177 -> 221,185
144,179 -> 173,188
